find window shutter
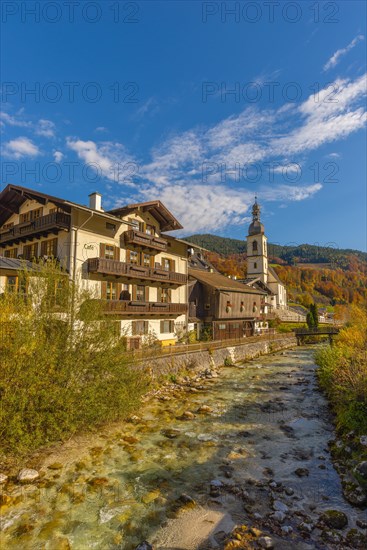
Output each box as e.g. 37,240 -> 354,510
145,286 -> 149,301
100,243 -> 105,258
101,282 -> 107,299
116,283 -> 122,298
126,249 -> 130,262
170,321 -> 174,333
144,321 -> 149,334
160,320 -> 163,333
157,287 -> 162,302
170,259 -> 176,271
114,246 -> 120,261
132,285 -> 136,300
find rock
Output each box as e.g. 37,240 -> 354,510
285,487 -> 294,496
88,477 -> 109,487
123,435 -> 139,444
47,462 -> 63,470
0,473 -> 8,484
320,510 -> 348,530
346,528 -> 367,548
355,461 -> 367,480
360,435 -> 367,446
294,468 -> 309,477
273,500 -> 289,513
178,411 -> 195,420
17,468 -> 39,483
197,405 -> 212,414
281,526 -> 293,534
321,529 -> 342,544
271,511 -> 286,523
258,536 -> 274,548
161,429 -> 181,439
356,520 -> 367,529
344,484 -> 367,506
135,543 -> 152,550
178,493 -> 196,505
298,521 -> 313,533
127,415 -> 141,423
210,479 -> 223,487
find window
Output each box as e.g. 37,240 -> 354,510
129,218 -> 142,231
252,241 -> 258,252
146,224 -> 154,236
105,244 -> 115,260
218,324 -> 226,330
129,251 -> 139,264
142,254 -> 151,267
254,262 -> 257,269
162,258 -> 170,271
40,238 -> 58,257
6,276 -> 17,292
160,288 -> 171,303
23,242 -> 39,260
20,207 -> 43,224
106,282 -> 118,300
136,285 -> 146,301
132,321 -> 149,336
160,320 -> 174,333
106,222 -> 116,231
4,248 -> 18,258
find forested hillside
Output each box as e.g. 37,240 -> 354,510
185,235 -> 367,308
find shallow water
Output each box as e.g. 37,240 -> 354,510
1,347 -> 366,549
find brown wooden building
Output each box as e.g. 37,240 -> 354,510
189,268 -> 266,340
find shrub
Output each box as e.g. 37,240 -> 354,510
0,262 -> 149,457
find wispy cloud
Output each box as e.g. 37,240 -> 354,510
35,119 -> 55,138
2,137 -> 40,159
323,35 -> 364,72
1,110 -> 56,138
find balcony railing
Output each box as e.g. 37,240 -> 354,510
99,299 -> 187,315
0,212 -> 71,246
122,229 -> 167,252
87,257 -> 187,285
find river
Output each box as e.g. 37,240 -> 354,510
1,346 -> 366,549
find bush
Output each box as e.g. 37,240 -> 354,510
0,262 -> 149,457
315,305 -> 367,435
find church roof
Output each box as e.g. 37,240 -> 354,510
268,265 -> 283,285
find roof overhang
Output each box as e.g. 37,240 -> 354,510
108,200 -> 183,231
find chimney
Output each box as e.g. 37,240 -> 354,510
89,192 -> 102,211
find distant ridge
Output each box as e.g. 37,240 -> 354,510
184,234 -> 367,267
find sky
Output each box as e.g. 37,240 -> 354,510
1,0 -> 366,251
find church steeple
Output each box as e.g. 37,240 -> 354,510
248,197 -> 265,236
252,196 -> 261,222
246,197 -> 268,284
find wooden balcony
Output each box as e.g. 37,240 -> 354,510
87,257 -> 187,286
99,299 -> 187,316
122,229 -> 167,252
0,212 -> 71,247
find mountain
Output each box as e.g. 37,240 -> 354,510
184,234 -> 367,268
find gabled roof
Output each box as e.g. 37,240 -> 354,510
107,201 -> 182,231
240,277 -> 274,295
268,265 -> 284,285
189,268 -> 266,294
0,184 -> 123,226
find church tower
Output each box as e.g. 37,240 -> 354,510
246,198 -> 268,284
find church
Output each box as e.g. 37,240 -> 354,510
243,198 -> 287,312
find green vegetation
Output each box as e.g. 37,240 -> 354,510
306,303 -> 319,329
315,305 -> 367,434
0,262 -> 149,457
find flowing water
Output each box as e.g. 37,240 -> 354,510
1,347 -> 366,549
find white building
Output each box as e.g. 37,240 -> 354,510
246,198 -> 287,310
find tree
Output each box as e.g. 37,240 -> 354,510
306,303 -> 319,329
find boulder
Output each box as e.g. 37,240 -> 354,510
135,543 -> 153,550
320,510 -> 348,530
273,500 -> 289,513
258,536 -> 274,548
17,469 -> 39,483
360,435 -> 367,446
355,461 -> 367,480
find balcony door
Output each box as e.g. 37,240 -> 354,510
100,243 -> 120,261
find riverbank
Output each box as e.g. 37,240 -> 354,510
1,346 -> 367,549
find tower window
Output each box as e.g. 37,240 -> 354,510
254,262 -> 257,269
252,240 -> 258,252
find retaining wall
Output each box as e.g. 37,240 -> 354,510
141,335 -> 297,378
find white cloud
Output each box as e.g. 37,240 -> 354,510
0,111 -> 32,128
2,137 -> 40,159
53,150 -> 64,162
324,35 -> 364,71
66,138 -> 136,186
35,119 -> 55,138
95,126 -> 108,133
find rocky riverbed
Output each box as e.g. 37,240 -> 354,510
0,347 -> 366,549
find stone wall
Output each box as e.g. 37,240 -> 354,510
141,335 -> 297,378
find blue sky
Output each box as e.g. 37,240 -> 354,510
1,0 -> 366,250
